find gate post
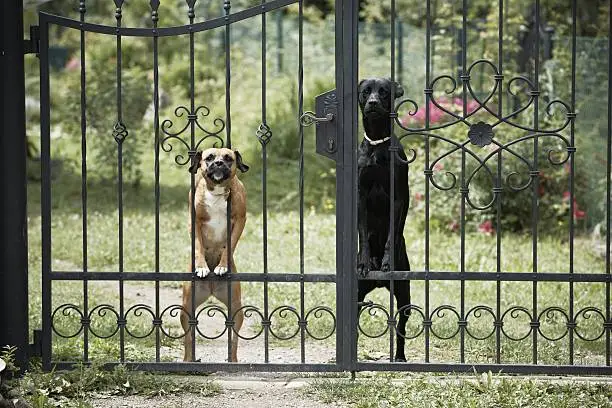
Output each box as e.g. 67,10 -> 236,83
335,0 -> 359,372
0,0 -> 29,370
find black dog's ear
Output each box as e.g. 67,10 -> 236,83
358,79 -> 368,92
234,150 -> 249,173
188,151 -> 202,174
393,81 -> 404,98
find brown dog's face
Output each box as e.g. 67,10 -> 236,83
188,148 -> 249,183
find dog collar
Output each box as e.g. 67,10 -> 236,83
364,133 -> 391,145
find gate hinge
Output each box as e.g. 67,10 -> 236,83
24,26 -> 40,56
28,329 -> 42,358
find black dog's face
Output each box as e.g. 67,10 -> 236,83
358,78 -> 404,118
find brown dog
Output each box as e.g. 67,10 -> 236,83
180,147 -> 249,362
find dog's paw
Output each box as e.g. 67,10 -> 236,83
195,266 -> 210,278
214,266 -> 228,276
357,263 -> 370,278
380,260 -> 391,272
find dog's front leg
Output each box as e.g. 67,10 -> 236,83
215,215 -> 246,276
357,187 -> 372,278
189,190 -> 211,278
381,199 -> 407,272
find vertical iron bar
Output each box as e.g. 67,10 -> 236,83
0,0 -> 29,370
115,1 -> 126,363
397,20 -> 403,87
424,0 -> 431,363
151,0 -> 161,363
298,0 -> 306,364
188,0 -> 197,362
79,0 -> 89,363
39,17 -> 52,370
460,0 -> 467,364
495,0 -> 504,365
261,0 -> 270,364
531,0 -> 541,366
607,0 -> 612,367
336,0 -> 359,372
224,0 -> 234,363
568,0 -> 577,365
388,0 -> 397,363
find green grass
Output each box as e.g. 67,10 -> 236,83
305,374 -> 612,408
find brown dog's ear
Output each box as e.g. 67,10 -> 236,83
234,150 -> 249,173
188,151 -> 202,174
393,81 -> 404,99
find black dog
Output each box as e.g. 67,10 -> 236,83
357,77 -> 411,362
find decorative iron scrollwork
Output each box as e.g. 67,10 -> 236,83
357,302 -> 606,344
256,123 -> 272,146
112,121 -> 128,144
161,105 -> 225,165
394,58 -> 576,211
51,302 -> 336,344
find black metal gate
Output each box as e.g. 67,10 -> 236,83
38,0 -> 358,372
33,0 -> 612,375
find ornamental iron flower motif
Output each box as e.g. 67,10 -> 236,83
467,121 -> 494,147
113,121 -> 128,144
256,123 -> 272,146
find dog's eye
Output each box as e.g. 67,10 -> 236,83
379,88 -> 387,96
205,154 -> 215,162
362,87 -> 371,95
223,154 -> 234,162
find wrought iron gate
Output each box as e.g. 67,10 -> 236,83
38,0 -> 358,372
35,0 -> 612,375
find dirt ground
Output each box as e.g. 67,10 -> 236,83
89,377 -> 345,408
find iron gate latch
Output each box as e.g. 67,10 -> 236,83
24,25 -> 40,55
299,89 -> 338,162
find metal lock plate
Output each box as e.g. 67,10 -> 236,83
314,89 -> 338,161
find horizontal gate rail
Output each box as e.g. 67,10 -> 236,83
362,271 -> 612,283
39,0 -> 297,36
49,271 -> 612,283
45,362 -> 612,376
50,362 -> 341,373
356,363 -> 612,375
50,272 -> 336,282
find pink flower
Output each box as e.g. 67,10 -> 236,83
478,220 -> 494,235
414,192 -> 424,202
65,56 -> 80,71
401,101 -> 446,125
447,221 -> 459,232
573,207 -> 586,220
466,99 -> 480,114
562,191 -> 571,201
433,162 -> 444,171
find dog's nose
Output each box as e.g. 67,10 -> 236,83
367,99 -> 379,107
214,160 -> 224,167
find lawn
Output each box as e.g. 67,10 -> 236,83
305,374 -> 612,408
